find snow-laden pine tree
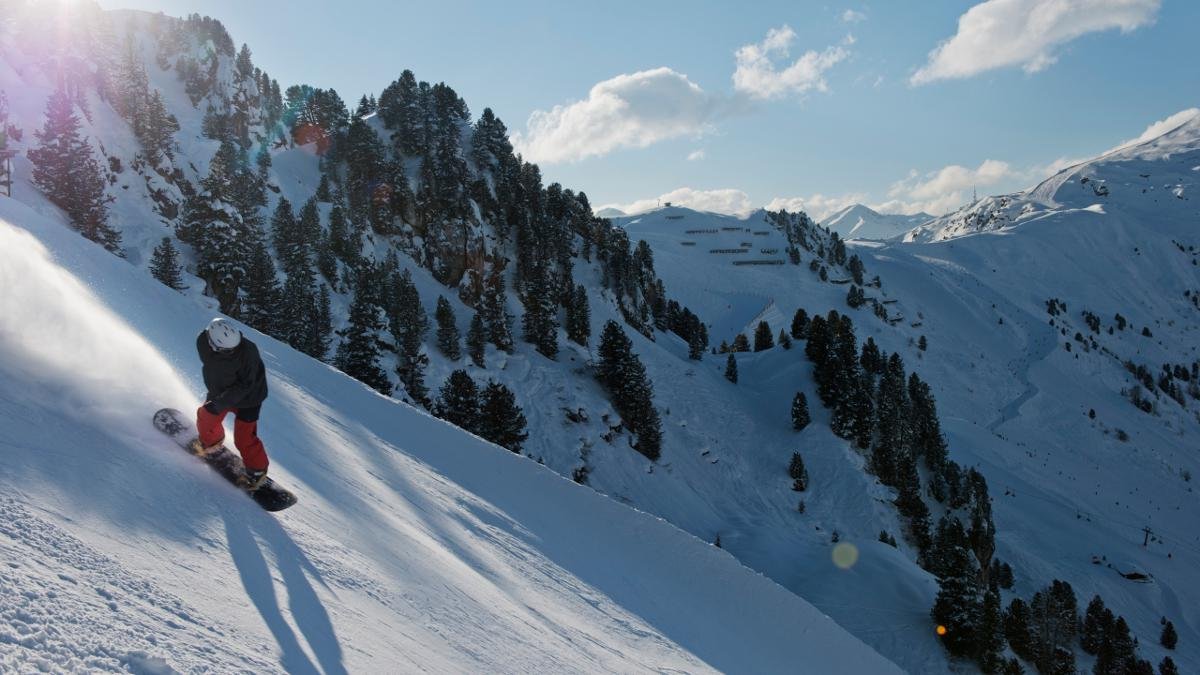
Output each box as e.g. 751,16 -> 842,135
149,237 -> 185,291
791,392 -> 810,430
521,264 -> 559,359
596,320 -> 662,461
482,268 -> 514,353
788,452 -> 808,491
930,516 -> 982,659
240,234 -> 282,335
28,86 -> 120,254
335,289 -> 391,395
724,353 -> 738,383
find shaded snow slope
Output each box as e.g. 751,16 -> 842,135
0,199 -> 900,673
615,184 -> 1200,672
822,204 -> 932,241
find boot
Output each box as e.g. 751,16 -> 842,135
242,467 -> 268,491
188,437 -> 224,458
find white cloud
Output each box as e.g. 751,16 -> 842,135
511,67 -> 723,164
911,0 -> 1159,85
841,9 -> 867,23
733,25 -> 850,100
880,159 -> 1018,214
765,193 -> 868,222
600,187 -> 756,217
1108,107 -> 1200,153
687,149 -> 706,161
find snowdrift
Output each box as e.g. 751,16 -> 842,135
0,199 -> 900,672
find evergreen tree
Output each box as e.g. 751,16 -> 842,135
1029,580 -> 1078,675
848,254 -> 865,285
871,353 -> 909,485
931,519 -> 983,659
271,197 -> 306,274
790,308 -> 809,339
390,269 -> 429,405
788,452 -> 808,491
240,234 -> 282,335
327,205 -> 356,264
149,237 -> 185,290
482,268 -> 514,352
791,392 -> 811,430
279,272 -> 318,354
731,333 -> 750,352
178,142 -> 250,310
521,265 -> 559,359
435,295 -> 462,360
860,337 -> 883,374
725,353 -> 738,384
1004,598 -> 1035,662
566,284 -> 591,346
335,289 -> 391,394
753,320 -> 774,351
1095,615 -> 1137,675
778,329 -> 792,350
976,587 -> 1005,673
467,312 -> 487,368
29,86 -> 121,253
1160,620 -> 1177,650
596,320 -> 662,461
1160,657 -> 1179,675
1081,595 -> 1112,655
138,90 -> 179,163
478,380 -> 528,453
846,284 -> 865,309
918,335 -> 928,351
297,198 -> 322,253
312,284 -> 333,360
434,370 -> 480,433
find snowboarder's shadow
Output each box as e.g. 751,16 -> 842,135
219,508 -> 347,675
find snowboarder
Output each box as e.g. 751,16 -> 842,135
195,318 -> 270,489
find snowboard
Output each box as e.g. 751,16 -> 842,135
153,407 -> 297,512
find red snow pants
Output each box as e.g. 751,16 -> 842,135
196,405 -> 269,472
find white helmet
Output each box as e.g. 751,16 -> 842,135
206,318 -> 242,351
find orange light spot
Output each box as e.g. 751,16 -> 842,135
936,625 -> 947,636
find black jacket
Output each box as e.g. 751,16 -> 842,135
196,331 -> 269,410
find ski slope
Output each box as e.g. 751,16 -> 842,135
0,198 -> 900,673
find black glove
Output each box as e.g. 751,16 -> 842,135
203,400 -> 221,415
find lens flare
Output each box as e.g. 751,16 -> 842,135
831,542 -> 859,569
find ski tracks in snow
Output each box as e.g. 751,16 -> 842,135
0,497 -> 278,674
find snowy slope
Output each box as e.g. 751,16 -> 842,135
822,204 -> 932,241
0,198 -> 901,672
607,120 -> 1200,671
904,114 -> 1199,244
3,5 -> 1198,672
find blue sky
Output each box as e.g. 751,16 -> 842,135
100,0 -> 1199,219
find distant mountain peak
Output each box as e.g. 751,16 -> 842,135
821,204 -> 932,241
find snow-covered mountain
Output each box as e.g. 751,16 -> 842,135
903,113 -> 1199,243
0,197 -> 900,673
822,203 -> 932,240
1,3 -> 1198,673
